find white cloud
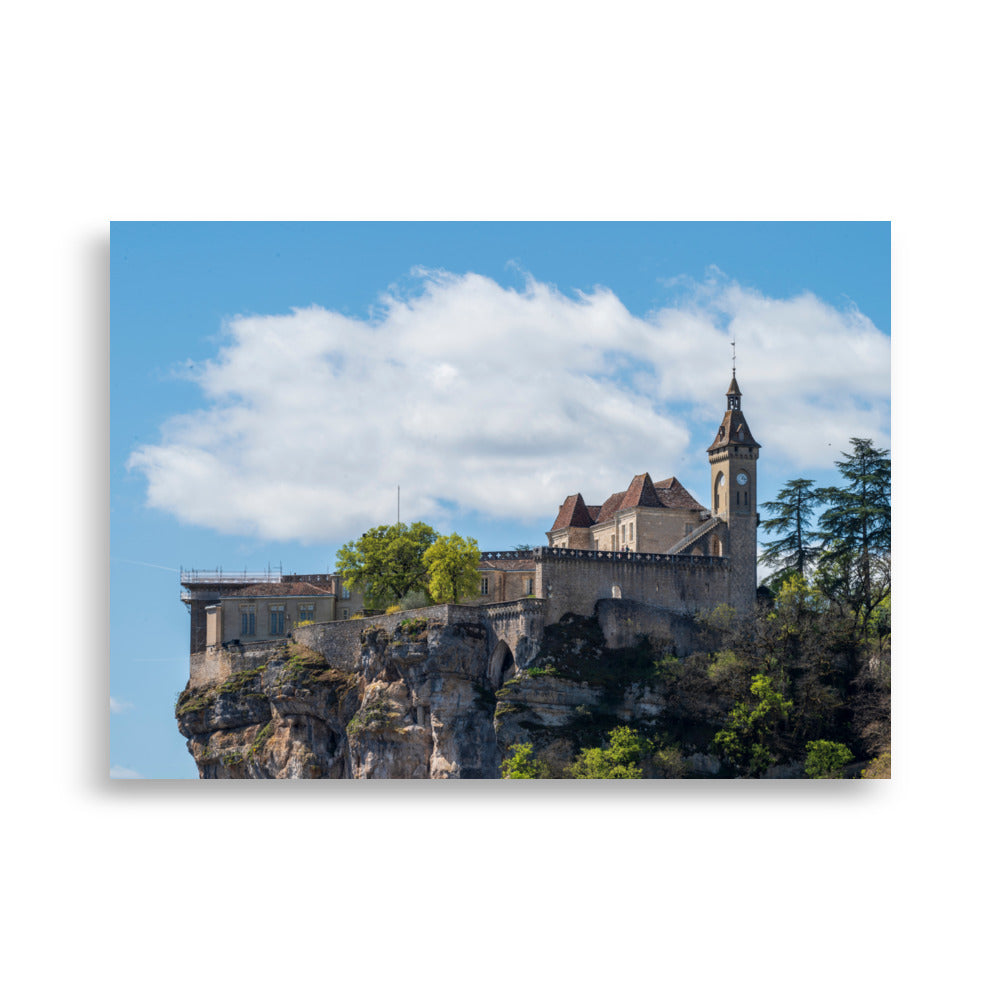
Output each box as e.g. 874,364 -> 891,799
128,269 -> 889,544
110,765 -> 142,779
110,697 -> 133,714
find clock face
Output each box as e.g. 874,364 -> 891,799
736,472 -> 748,486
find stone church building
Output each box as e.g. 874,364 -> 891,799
476,374 -> 761,617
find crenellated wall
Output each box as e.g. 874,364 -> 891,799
536,547 -> 734,623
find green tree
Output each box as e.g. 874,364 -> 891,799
759,478 -> 822,583
569,726 -> 651,779
816,438 -> 890,631
804,740 -> 853,778
335,522 -> 438,609
423,533 -> 481,604
501,743 -> 543,779
712,674 -> 793,777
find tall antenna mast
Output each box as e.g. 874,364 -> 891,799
397,485 -> 400,528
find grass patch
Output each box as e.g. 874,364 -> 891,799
176,687 -> 218,716
347,696 -> 400,735
219,664 -> 266,694
249,721 -> 274,761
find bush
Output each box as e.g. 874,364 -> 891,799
804,739 -> 853,778
501,743 -> 543,779
569,726 -> 651,779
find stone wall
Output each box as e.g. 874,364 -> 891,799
595,597 -> 716,658
291,603 -> 483,669
189,639 -> 288,687
537,547 -> 732,624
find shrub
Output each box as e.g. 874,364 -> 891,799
501,743 -> 543,779
569,726 -> 651,779
804,739 -> 853,778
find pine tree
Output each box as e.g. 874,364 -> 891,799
758,478 -> 821,582
816,438 -> 890,629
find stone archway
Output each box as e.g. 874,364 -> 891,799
488,640 -> 515,689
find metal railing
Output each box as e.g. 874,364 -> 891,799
180,568 -> 283,585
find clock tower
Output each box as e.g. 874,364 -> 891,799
707,373 -> 761,612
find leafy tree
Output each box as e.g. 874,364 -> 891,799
501,742 -> 543,778
712,674 -> 793,777
804,740 -> 852,778
759,478 -> 822,582
335,522 -> 438,609
569,726 -> 651,779
816,438 -> 890,631
423,533 -> 481,604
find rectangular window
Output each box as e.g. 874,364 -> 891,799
240,607 -> 256,636
629,522 -> 634,541
342,610 -> 349,619
269,605 -> 285,634
481,577 -> 489,595
297,604 -> 315,624
341,586 -> 350,600
525,578 -> 533,595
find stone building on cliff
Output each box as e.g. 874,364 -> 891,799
474,373 -> 761,617
182,373 -> 761,666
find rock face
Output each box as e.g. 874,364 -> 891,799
176,612 -> 739,779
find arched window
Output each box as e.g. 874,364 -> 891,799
714,471 -> 726,511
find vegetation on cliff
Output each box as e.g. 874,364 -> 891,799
335,521 -> 481,610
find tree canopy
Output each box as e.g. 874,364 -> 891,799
816,438 -> 890,629
335,521 -> 438,608
711,673 -> 793,777
758,478 -> 822,583
335,522 -> 483,609
423,533 -> 482,604
569,726 -> 651,779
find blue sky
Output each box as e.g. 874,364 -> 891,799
111,221 -> 890,779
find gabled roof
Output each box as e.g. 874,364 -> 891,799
620,473 -> 664,511
595,491 -> 626,524
550,493 -> 595,531
653,478 -> 706,511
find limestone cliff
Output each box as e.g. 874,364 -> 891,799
175,611 -> 742,779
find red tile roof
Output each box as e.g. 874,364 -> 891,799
620,472 -> 664,510
550,493 -> 595,531
228,582 -> 332,597
552,474 -> 706,529
653,478 -> 706,510
594,491 -> 626,523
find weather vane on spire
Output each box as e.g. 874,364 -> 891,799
731,335 -> 736,377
